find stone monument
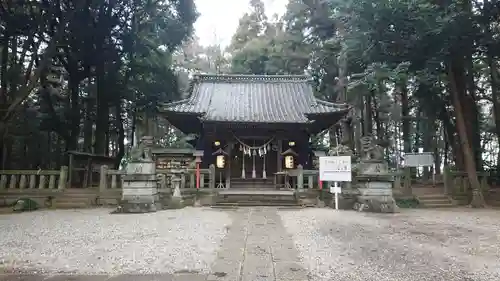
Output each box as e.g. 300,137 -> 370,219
118,136 -> 160,213
165,160 -> 185,209
353,136 -> 398,213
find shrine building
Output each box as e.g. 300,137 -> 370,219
160,74 -> 350,189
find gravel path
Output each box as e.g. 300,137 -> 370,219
279,208 -> 500,281
0,208 -> 231,275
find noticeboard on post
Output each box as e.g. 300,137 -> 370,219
319,156 -> 352,182
403,152 -> 434,167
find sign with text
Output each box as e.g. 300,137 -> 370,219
404,152 -> 434,167
319,156 -> 352,182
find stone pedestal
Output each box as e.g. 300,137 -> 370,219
118,161 -> 160,213
354,161 -> 398,213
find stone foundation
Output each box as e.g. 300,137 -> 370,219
116,201 -> 161,213
158,188 -> 217,208
354,179 -> 398,213
119,161 -> 160,213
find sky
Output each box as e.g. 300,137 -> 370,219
194,0 -> 288,47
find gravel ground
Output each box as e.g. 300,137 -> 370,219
0,207 -> 231,275
279,208 -> 500,281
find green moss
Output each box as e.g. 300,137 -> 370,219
12,198 -> 39,212
395,198 -> 420,208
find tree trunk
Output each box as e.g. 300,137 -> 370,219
0,33 -> 8,104
83,97 -> 94,153
66,65 -> 82,156
439,107 -> 464,170
94,63 -> 109,155
434,123 -> 442,175
0,34 -> 8,169
400,82 -> 411,154
486,50 -> 500,176
372,91 -> 383,141
335,27 -> 352,148
363,93 -> 373,136
447,61 -> 485,207
115,99 -> 125,169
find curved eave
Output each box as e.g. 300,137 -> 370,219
159,110 -> 204,135
305,106 -> 352,134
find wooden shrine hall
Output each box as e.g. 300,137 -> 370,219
160,74 -> 350,189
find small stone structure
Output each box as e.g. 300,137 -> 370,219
165,161 -> 185,209
353,136 -> 398,213
118,136 -> 161,213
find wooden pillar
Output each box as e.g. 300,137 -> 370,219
241,150 -> 246,179
252,151 -> 256,178
226,142 -> 231,188
263,153 -> 267,179
277,139 -> 283,173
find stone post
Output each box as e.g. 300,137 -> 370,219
19,175 -> 27,189
99,165 -> 108,192
0,175 -> 7,189
402,167 -> 412,196
443,166 -> 451,195
209,164 -> 216,189
480,173 -> 489,193
172,176 -> 182,198
297,164 -> 304,190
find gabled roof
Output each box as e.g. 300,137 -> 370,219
161,74 -> 349,124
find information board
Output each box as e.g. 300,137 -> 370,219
404,152 -> 434,167
319,156 -> 352,182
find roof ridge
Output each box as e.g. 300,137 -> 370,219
193,73 -> 313,83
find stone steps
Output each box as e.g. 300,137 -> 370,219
54,196 -> 93,208
213,201 -> 299,207
215,189 -> 298,207
231,182 -> 274,189
54,201 -> 90,209
230,178 -> 275,189
53,189 -> 121,208
416,194 -> 455,208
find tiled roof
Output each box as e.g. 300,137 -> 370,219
161,74 -> 349,123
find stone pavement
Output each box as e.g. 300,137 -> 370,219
0,207 -> 308,281
206,207 -> 308,281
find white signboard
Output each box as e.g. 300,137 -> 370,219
319,156 -> 352,182
404,153 -> 434,167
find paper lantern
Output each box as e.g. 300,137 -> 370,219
216,155 -> 225,168
285,155 -> 294,169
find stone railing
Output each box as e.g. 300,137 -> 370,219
0,166 -> 68,191
391,168 -> 491,193
99,164 -> 216,191
443,169 -> 490,195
